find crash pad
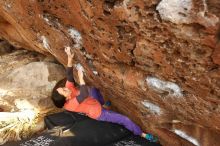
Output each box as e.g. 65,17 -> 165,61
4,111 -> 162,146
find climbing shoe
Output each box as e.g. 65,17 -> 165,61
145,133 -> 158,142
103,100 -> 111,110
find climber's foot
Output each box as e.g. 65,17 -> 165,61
145,133 -> 158,142
103,100 -> 111,109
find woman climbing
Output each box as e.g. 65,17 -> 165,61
51,47 -> 158,143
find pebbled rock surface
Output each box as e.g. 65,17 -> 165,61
0,0 -> 220,145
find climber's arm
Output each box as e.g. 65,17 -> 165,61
65,47 -> 76,84
78,68 -> 85,85
76,85 -> 89,103
66,67 -> 75,84
65,47 -> 88,103
76,64 -> 89,103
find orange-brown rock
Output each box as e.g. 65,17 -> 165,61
0,0 -> 220,146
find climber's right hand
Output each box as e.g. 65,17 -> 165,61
65,46 -> 74,59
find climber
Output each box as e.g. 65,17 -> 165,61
51,46 -> 158,143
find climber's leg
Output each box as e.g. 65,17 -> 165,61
98,108 -> 142,136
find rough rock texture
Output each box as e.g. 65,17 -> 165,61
0,40 -> 13,55
0,49 -> 65,144
0,0 -> 219,146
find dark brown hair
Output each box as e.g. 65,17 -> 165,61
51,78 -> 67,108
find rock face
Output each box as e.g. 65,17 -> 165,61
0,40 -> 13,55
0,49 -> 65,144
0,0 -> 219,146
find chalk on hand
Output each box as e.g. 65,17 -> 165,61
75,63 -> 85,72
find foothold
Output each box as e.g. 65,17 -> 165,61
146,76 -> 183,97
68,27 -> 82,48
173,129 -> 200,146
141,101 -> 161,115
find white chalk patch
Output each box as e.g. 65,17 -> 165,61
177,59 -> 184,62
123,0 -> 130,7
3,1 -> 12,11
6,4 -> 11,9
197,0 -> 219,27
43,17 -> 50,23
41,14 -> 61,28
114,0 -> 129,9
40,36 -> 50,50
75,63 -> 85,72
146,77 -> 183,97
0,88 -> 14,97
3,5 -> 11,11
92,71 -> 98,75
156,0 -> 192,24
173,129 -> 200,146
68,28 -> 82,48
85,53 -> 93,59
172,120 -> 181,123
202,0 -> 208,14
141,101 -> 161,115
0,89 -> 8,97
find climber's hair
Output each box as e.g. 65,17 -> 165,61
51,78 -> 66,108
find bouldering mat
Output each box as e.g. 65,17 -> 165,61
4,111 -> 161,146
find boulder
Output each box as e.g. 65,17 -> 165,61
0,50 -> 65,144
0,1 -> 219,145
